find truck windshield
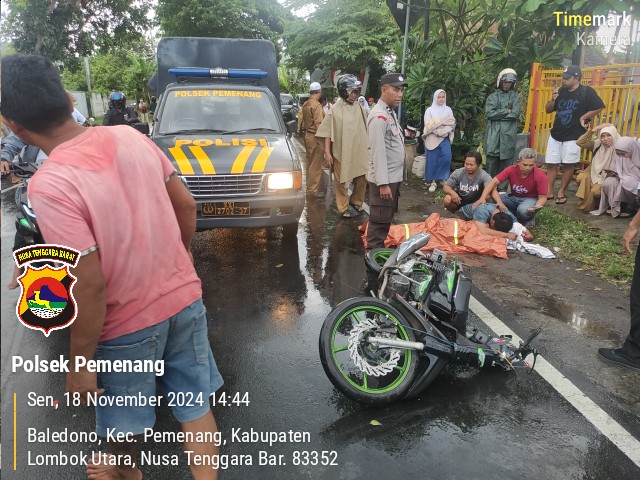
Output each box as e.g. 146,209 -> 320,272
157,88 -> 282,135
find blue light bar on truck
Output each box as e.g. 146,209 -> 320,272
168,67 -> 268,79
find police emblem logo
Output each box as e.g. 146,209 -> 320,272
14,245 -> 80,336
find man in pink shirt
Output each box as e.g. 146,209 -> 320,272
473,148 -> 549,228
2,55 -> 222,480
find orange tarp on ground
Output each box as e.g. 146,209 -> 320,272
359,213 -> 509,259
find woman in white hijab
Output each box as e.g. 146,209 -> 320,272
575,124 -> 619,211
422,89 -> 456,192
357,95 -> 370,114
590,137 -> 640,218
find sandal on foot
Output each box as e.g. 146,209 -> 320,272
341,205 -> 361,218
349,203 -> 364,212
619,212 -> 631,218
555,197 -> 567,204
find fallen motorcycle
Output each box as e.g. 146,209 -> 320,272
318,233 -> 539,406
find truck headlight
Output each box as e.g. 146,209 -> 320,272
267,173 -> 294,190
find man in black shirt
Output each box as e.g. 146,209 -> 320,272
544,65 -> 604,204
103,91 -> 139,126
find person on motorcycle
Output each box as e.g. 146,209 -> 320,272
103,91 -> 139,126
1,131 -> 26,176
1,132 -> 48,289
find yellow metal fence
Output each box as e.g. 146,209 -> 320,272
523,63 -> 640,164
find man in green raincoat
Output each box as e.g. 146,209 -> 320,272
485,68 -> 520,191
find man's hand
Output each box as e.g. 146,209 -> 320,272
379,185 -> 393,200
507,232 -> 517,241
1,159 -> 10,175
66,368 -> 104,405
472,198 -> 485,210
621,213 -> 640,255
324,151 -> 333,168
580,117 -> 591,129
497,202 -> 508,213
451,193 -> 462,206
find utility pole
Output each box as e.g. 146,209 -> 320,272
84,57 -> 94,118
398,0 -> 412,126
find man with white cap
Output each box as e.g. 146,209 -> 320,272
302,82 -> 325,197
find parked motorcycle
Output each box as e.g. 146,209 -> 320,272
319,233 -> 539,406
404,123 -> 418,145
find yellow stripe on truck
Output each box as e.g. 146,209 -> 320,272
251,147 -> 274,173
168,147 -> 195,175
189,146 -> 216,174
231,145 -> 256,174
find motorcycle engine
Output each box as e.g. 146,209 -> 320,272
385,273 -> 410,298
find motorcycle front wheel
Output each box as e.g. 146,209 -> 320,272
319,297 -> 419,406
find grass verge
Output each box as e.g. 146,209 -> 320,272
534,207 -> 635,288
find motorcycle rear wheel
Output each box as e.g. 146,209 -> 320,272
364,248 -> 393,274
365,248 -> 432,275
319,297 -> 419,406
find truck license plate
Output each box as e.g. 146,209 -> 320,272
202,202 -> 250,216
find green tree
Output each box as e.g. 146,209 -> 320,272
1,0 -> 153,63
278,64 -> 308,93
157,0 -> 291,45
61,50 -> 155,102
124,53 -> 156,101
284,0 -> 399,73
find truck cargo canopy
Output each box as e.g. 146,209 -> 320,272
148,37 -> 280,100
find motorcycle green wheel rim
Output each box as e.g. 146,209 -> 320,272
330,305 -> 413,394
372,249 -> 392,266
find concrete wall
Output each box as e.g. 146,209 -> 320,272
69,91 -> 110,118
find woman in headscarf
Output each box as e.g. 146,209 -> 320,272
423,89 -> 456,193
575,124 -> 619,211
357,95 -> 370,114
590,137 -> 640,218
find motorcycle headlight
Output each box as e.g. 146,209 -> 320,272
267,173 -> 294,190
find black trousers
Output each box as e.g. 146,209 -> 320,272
622,245 -> 640,360
366,181 -> 400,250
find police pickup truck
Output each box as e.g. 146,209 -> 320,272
149,37 -> 304,236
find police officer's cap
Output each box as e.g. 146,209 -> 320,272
380,73 -> 407,87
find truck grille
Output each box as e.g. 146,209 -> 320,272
182,174 -> 264,198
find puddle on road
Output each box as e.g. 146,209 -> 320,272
538,295 -> 621,342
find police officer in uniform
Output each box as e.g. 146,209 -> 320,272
302,82 -> 325,197
366,73 -> 407,251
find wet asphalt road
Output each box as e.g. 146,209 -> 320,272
1,157 -> 639,479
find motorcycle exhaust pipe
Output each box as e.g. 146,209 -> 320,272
367,337 -> 424,351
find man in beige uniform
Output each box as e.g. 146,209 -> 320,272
316,74 -> 369,218
302,82 -> 325,196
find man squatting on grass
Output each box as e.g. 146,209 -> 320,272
1,54 -> 223,480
